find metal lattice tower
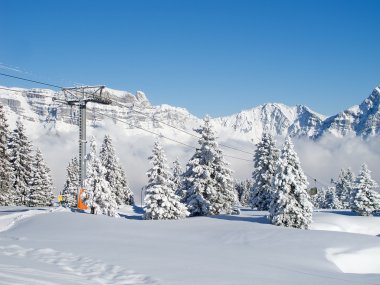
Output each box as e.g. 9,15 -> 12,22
57,86 -> 111,208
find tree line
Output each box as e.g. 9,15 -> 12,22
0,105 -> 54,206
141,118 -> 380,229
141,118 -> 313,229
2,102 -> 379,229
311,165 -> 380,216
61,135 -> 134,216
236,134 -> 380,219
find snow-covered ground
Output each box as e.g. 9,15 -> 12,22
0,207 -> 379,285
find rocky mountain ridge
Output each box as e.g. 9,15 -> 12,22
1,85 -> 380,142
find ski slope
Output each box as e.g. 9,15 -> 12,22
0,207 -> 379,285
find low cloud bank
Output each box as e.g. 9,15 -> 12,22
24,118 -> 380,203
294,135 -> 380,188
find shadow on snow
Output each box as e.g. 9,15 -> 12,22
207,211 -> 270,225
0,208 -> 47,213
119,213 -> 143,220
119,205 -> 144,220
319,210 -> 380,217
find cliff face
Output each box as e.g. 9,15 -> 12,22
1,85 -> 379,142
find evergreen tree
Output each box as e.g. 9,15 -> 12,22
181,116 -> 238,216
0,104 -> 15,205
8,119 -> 34,206
144,141 -> 188,220
351,164 -> 380,216
269,137 -> 313,229
99,135 -> 134,207
334,168 -> 354,209
172,157 -> 183,192
29,149 -> 54,207
235,179 -> 252,207
119,167 -> 134,206
250,133 -> 279,210
83,137 -> 118,217
312,188 -> 327,209
324,186 -> 343,209
62,157 -> 79,207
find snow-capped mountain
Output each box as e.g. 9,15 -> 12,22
1,85 -> 380,142
214,103 -> 326,141
2,84 -> 380,196
315,87 -> 380,139
214,87 -> 380,140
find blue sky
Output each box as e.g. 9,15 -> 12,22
1,0 -> 380,117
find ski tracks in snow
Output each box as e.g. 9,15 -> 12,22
0,208 -> 158,285
0,245 -> 158,285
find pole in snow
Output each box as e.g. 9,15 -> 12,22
58,86 -> 111,209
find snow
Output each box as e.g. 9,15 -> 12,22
0,206 -> 379,284
311,210 -> 380,236
0,207 -> 61,233
0,244 -> 156,285
326,247 -> 380,274
213,103 -> 298,141
156,104 -> 194,117
104,87 -> 135,99
347,105 -> 360,114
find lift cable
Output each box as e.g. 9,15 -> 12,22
303,173 -> 330,189
0,72 -> 332,184
0,72 -> 255,156
103,98 -> 255,155
0,86 -> 59,99
0,72 -> 62,89
94,109 -> 254,163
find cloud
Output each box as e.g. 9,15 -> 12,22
294,135 -> 380,187
217,134 -> 380,191
18,114 -> 380,204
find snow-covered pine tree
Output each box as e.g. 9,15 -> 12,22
144,140 -> 188,220
269,137 -> 313,229
0,104 -> 15,205
324,186 -> 343,209
312,188 -> 327,209
119,167 -> 134,206
334,168 -> 354,209
181,116 -> 238,216
8,119 -> 35,206
83,137 -> 118,217
99,135 -> 134,207
62,157 -> 79,207
235,179 -> 252,207
250,133 -> 279,211
351,164 -> 380,216
29,149 -> 54,207
172,157 -> 183,193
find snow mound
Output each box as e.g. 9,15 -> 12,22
1,207 -> 380,284
311,211 -> 380,236
0,244 -> 158,285
326,247 -> 380,274
0,207 -> 65,233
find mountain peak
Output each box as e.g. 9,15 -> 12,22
359,86 -> 380,112
103,88 -> 150,107
136,91 -> 149,103
1,84 -> 380,142
369,86 -> 380,100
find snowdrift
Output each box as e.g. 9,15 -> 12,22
0,207 -> 379,285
